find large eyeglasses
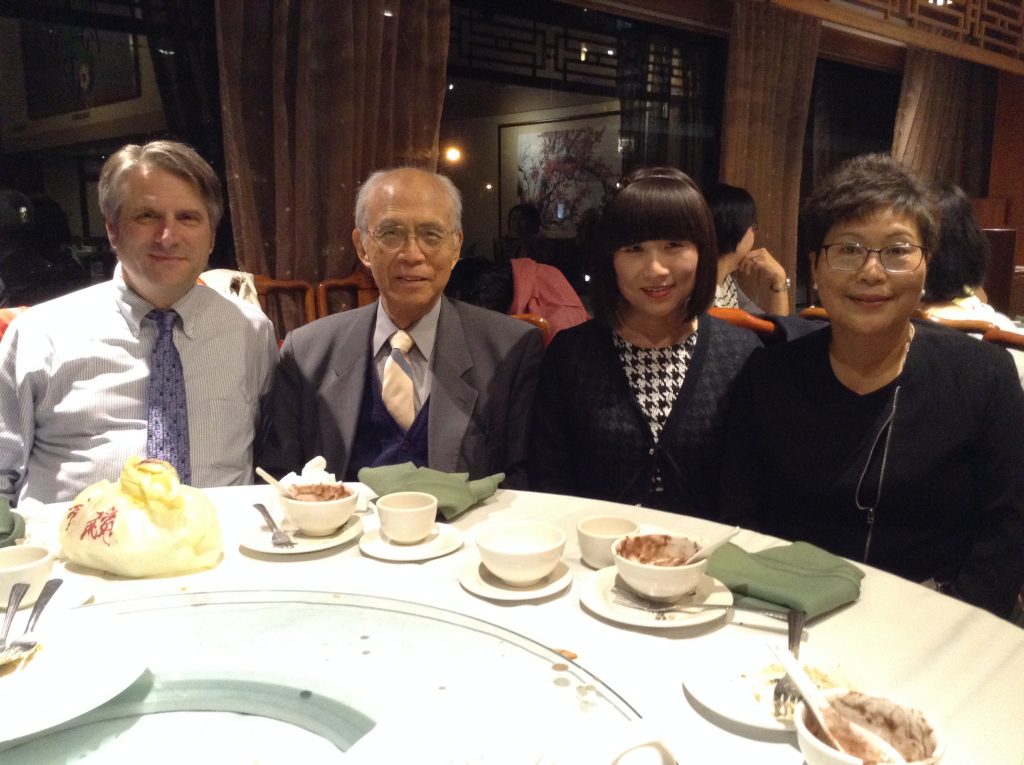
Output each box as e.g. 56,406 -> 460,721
821,242 -> 927,273
365,224 -> 455,254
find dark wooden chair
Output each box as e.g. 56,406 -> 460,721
982,327 -> 1024,350
511,312 -> 551,345
708,306 -> 783,341
254,274 -> 317,341
798,305 -> 829,322
316,269 -> 379,318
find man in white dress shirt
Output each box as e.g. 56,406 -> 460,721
0,140 -> 277,504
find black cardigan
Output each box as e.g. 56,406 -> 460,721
719,321 -> 1024,617
528,315 -> 760,516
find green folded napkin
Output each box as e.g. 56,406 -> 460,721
0,496 -> 26,548
358,463 -> 504,521
707,541 -> 865,620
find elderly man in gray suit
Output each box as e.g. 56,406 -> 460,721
260,167 -> 543,487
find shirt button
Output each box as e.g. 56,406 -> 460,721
648,448 -> 655,456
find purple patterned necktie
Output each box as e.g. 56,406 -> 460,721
146,309 -> 191,483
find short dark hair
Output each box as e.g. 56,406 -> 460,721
590,167 -> 718,328
924,182 -> 989,302
800,153 -> 938,266
706,183 -> 757,255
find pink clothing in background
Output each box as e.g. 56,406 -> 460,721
509,258 -> 588,345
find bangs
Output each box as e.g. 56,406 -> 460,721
603,180 -> 704,252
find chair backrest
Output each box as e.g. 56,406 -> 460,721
981,228 -> 1017,315
0,306 -> 28,341
253,274 -> 316,340
983,327 -> 1024,350
707,306 -> 782,341
511,312 -> 551,344
316,269 -> 379,318
798,305 -> 829,322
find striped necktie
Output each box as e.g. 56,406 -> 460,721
146,309 -> 191,483
382,330 -> 415,430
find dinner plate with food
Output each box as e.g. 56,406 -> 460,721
681,641 -> 849,731
0,608 -> 147,742
240,515 -> 364,556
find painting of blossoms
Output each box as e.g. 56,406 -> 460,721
511,114 -> 620,236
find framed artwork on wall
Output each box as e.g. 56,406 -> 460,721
20,16 -> 141,119
498,111 -> 621,239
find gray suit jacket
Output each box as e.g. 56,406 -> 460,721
259,298 -> 543,487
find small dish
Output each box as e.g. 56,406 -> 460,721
241,516 -> 363,555
459,560 -> 572,602
579,566 -> 732,629
358,524 -> 463,562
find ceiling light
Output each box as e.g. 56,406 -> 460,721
445,147 -> 462,162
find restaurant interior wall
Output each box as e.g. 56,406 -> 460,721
444,0 -> 727,293
440,87 -> 617,265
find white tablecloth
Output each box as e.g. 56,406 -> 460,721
16,485 -> 1024,764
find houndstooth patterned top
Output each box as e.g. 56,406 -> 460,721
613,330 -> 698,492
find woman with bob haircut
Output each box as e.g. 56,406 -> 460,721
705,183 -> 790,315
720,154 -> 1024,618
529,167 -> 760,515
920,181 -> 1019,332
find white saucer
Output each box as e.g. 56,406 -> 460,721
358,524 -> 462,562
459,560 -> 572,602
579,567 -> 733,629
240,516 -> 363,555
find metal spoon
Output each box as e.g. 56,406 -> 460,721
1,582 -> 30,651
255,466 -> 295,498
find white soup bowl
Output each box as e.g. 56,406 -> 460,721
476,520 -> 566,586
612,533 -> 707,601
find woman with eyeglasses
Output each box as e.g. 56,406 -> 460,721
720,154 -> 1024,618
528,167 -> 760,515
705,183 -> 790,315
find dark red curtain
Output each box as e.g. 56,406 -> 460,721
215,0 -> 451,283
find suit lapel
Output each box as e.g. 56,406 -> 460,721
320,305 -> 375,472
428,300 -> 476,472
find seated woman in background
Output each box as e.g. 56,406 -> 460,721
705,183 -> 790,315
920,181 -> 1024,385
720,154 -> 1024,618
920,182 -> 1019,331
529,167 -> 761,515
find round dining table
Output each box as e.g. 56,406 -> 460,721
4,484 -> 1023,764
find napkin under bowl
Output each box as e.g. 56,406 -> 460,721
0,497 -> 25,548
707,541 -> 864,620
357,462 -> 503,521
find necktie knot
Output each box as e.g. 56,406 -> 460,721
390,330 -> 413,354
148,309 -> 179,335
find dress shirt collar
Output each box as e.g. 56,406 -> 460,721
372,299 -> 441,362
112,263 -> 203,339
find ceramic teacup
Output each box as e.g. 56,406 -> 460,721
577,515 -> 640,569
376,491 -> 438,545
0,545 -> 54,609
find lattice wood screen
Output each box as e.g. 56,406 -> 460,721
773,0 -> 1024,73
858,0 -> 1022,57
